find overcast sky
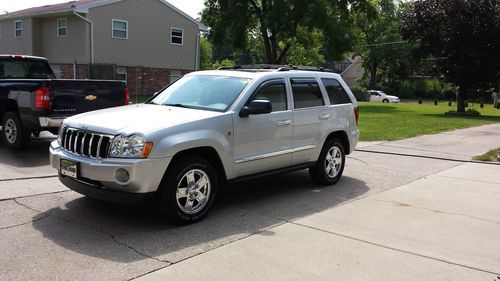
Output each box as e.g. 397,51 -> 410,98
2,0 -> 205,19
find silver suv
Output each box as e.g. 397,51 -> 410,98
50,67 -> 360,224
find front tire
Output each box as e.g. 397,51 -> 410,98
156,156 -> 218,224
1,111 -> 31,150
382,99 -> 389,103
309,138 -> 346,185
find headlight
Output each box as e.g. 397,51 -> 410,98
109,135 -> 153,158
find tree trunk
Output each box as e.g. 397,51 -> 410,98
369,66 -> 377,89
456,87 -> 466,113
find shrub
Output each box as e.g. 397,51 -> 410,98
351,86 -> 370,102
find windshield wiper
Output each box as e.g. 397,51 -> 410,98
163,103 -> 194,109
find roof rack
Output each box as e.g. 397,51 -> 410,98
217,64 -> 336,73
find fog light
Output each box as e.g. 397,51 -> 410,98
115,168 -> 130,183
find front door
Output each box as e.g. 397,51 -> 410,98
233,79 -> 292,177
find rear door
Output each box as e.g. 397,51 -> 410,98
51,80 -> 126,116
290,77 -> 331,164
233,79 -> 293,177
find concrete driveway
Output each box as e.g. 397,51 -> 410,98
0,124 -> 499,281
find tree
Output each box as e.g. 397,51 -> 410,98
199,36 -> 213,70
400,0 -> 500,112
201,0 -> 367,64
352,0 -> 410,89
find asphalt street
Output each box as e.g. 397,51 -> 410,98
0,124 -> 499,281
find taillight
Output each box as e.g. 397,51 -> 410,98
354,106 -> 360,125
124,87 -> 129,105
35,87 -> 51,109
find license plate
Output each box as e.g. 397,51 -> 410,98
60,159 -> 78,178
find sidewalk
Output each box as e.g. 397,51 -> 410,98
136,124 -> 500,281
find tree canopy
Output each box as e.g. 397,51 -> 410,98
201,0 -> 367,64
400,0 -> 500,112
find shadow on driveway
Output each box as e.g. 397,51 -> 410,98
30,170 -> 369,263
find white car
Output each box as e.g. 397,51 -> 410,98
369,90 -> 400,103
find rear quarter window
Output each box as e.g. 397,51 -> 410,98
321,78 -> 352,105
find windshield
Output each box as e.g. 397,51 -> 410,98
150,75 -> 251,112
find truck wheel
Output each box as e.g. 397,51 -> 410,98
309,138 -> 346,186
157,156 -> 218,224
1,111 -> 31,150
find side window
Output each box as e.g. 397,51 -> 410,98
251,80 -> 287,112
321,78 -> 352,105
291,78 -> 324,109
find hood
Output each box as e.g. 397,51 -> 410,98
64,104 -> 223,135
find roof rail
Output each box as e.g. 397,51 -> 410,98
217,64 -> 336,73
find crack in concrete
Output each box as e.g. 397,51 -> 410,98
371,198 -> 500,225
0,190 -> 71,203
346,155 -> 368,165
6,198 -> 170,265
0,175 -> 58,182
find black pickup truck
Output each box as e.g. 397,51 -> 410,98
0,55 -> 128,149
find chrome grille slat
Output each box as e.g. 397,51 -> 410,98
88,135 -> 94,156
60,128 -> 112,159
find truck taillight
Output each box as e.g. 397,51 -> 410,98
35,87 -> 51,109
124,87 -> 129,105
354,106 -> 360,125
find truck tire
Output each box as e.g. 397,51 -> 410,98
1,111 -> 31,150
156,156 -> 218,224
309,138 -> 346,186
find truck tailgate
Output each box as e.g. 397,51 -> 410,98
51,79 -> 127,116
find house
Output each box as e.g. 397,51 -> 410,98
0,0 -> 208,95
322,56 -> 364,87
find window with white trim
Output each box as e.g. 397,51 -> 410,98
14,20 -> 22,38
112,19 -> 128,39
57,18 -> 67,37
116,66 -> 127,81
170,28 -> 183,45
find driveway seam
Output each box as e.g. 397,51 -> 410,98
0,175 -> 58,182
369,198 -> 500,225
289,220 -> 500,276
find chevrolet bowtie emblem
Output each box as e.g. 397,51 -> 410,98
85,95 -> 97,101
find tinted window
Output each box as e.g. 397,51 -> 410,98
291,78 -> 324,109
0,59 -> 54,79
151,75 -> 250,112
321,78 -> 352,105
252,80 -> 287,112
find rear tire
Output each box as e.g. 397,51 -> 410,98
1,111 -> 31,150
309,138 -> 346,186
156,156 -> 218,224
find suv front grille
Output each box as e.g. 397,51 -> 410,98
61,128 -> 112,159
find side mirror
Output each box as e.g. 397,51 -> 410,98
239,100 -> 272,117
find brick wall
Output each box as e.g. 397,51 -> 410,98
51,63 -> 88,79
50,63 -> 193,96
126,66 -> 193,96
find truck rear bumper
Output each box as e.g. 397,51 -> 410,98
39,117 -> 65,127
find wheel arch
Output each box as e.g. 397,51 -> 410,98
323,130 -> 350,155
0,99 -> 19,121
168,146 -> 227,182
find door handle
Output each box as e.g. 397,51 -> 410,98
277,120 -> 291,126
319,114 -> 331,120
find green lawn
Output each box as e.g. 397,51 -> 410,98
358,102 -> 500,141
129,95 -> 153,104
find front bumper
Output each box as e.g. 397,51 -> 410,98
50,141 -> 172,201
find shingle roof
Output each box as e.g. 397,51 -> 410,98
0,0 -> 98,19
0,0 -> 208,30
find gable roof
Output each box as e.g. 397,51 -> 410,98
0,0 -> 208,31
